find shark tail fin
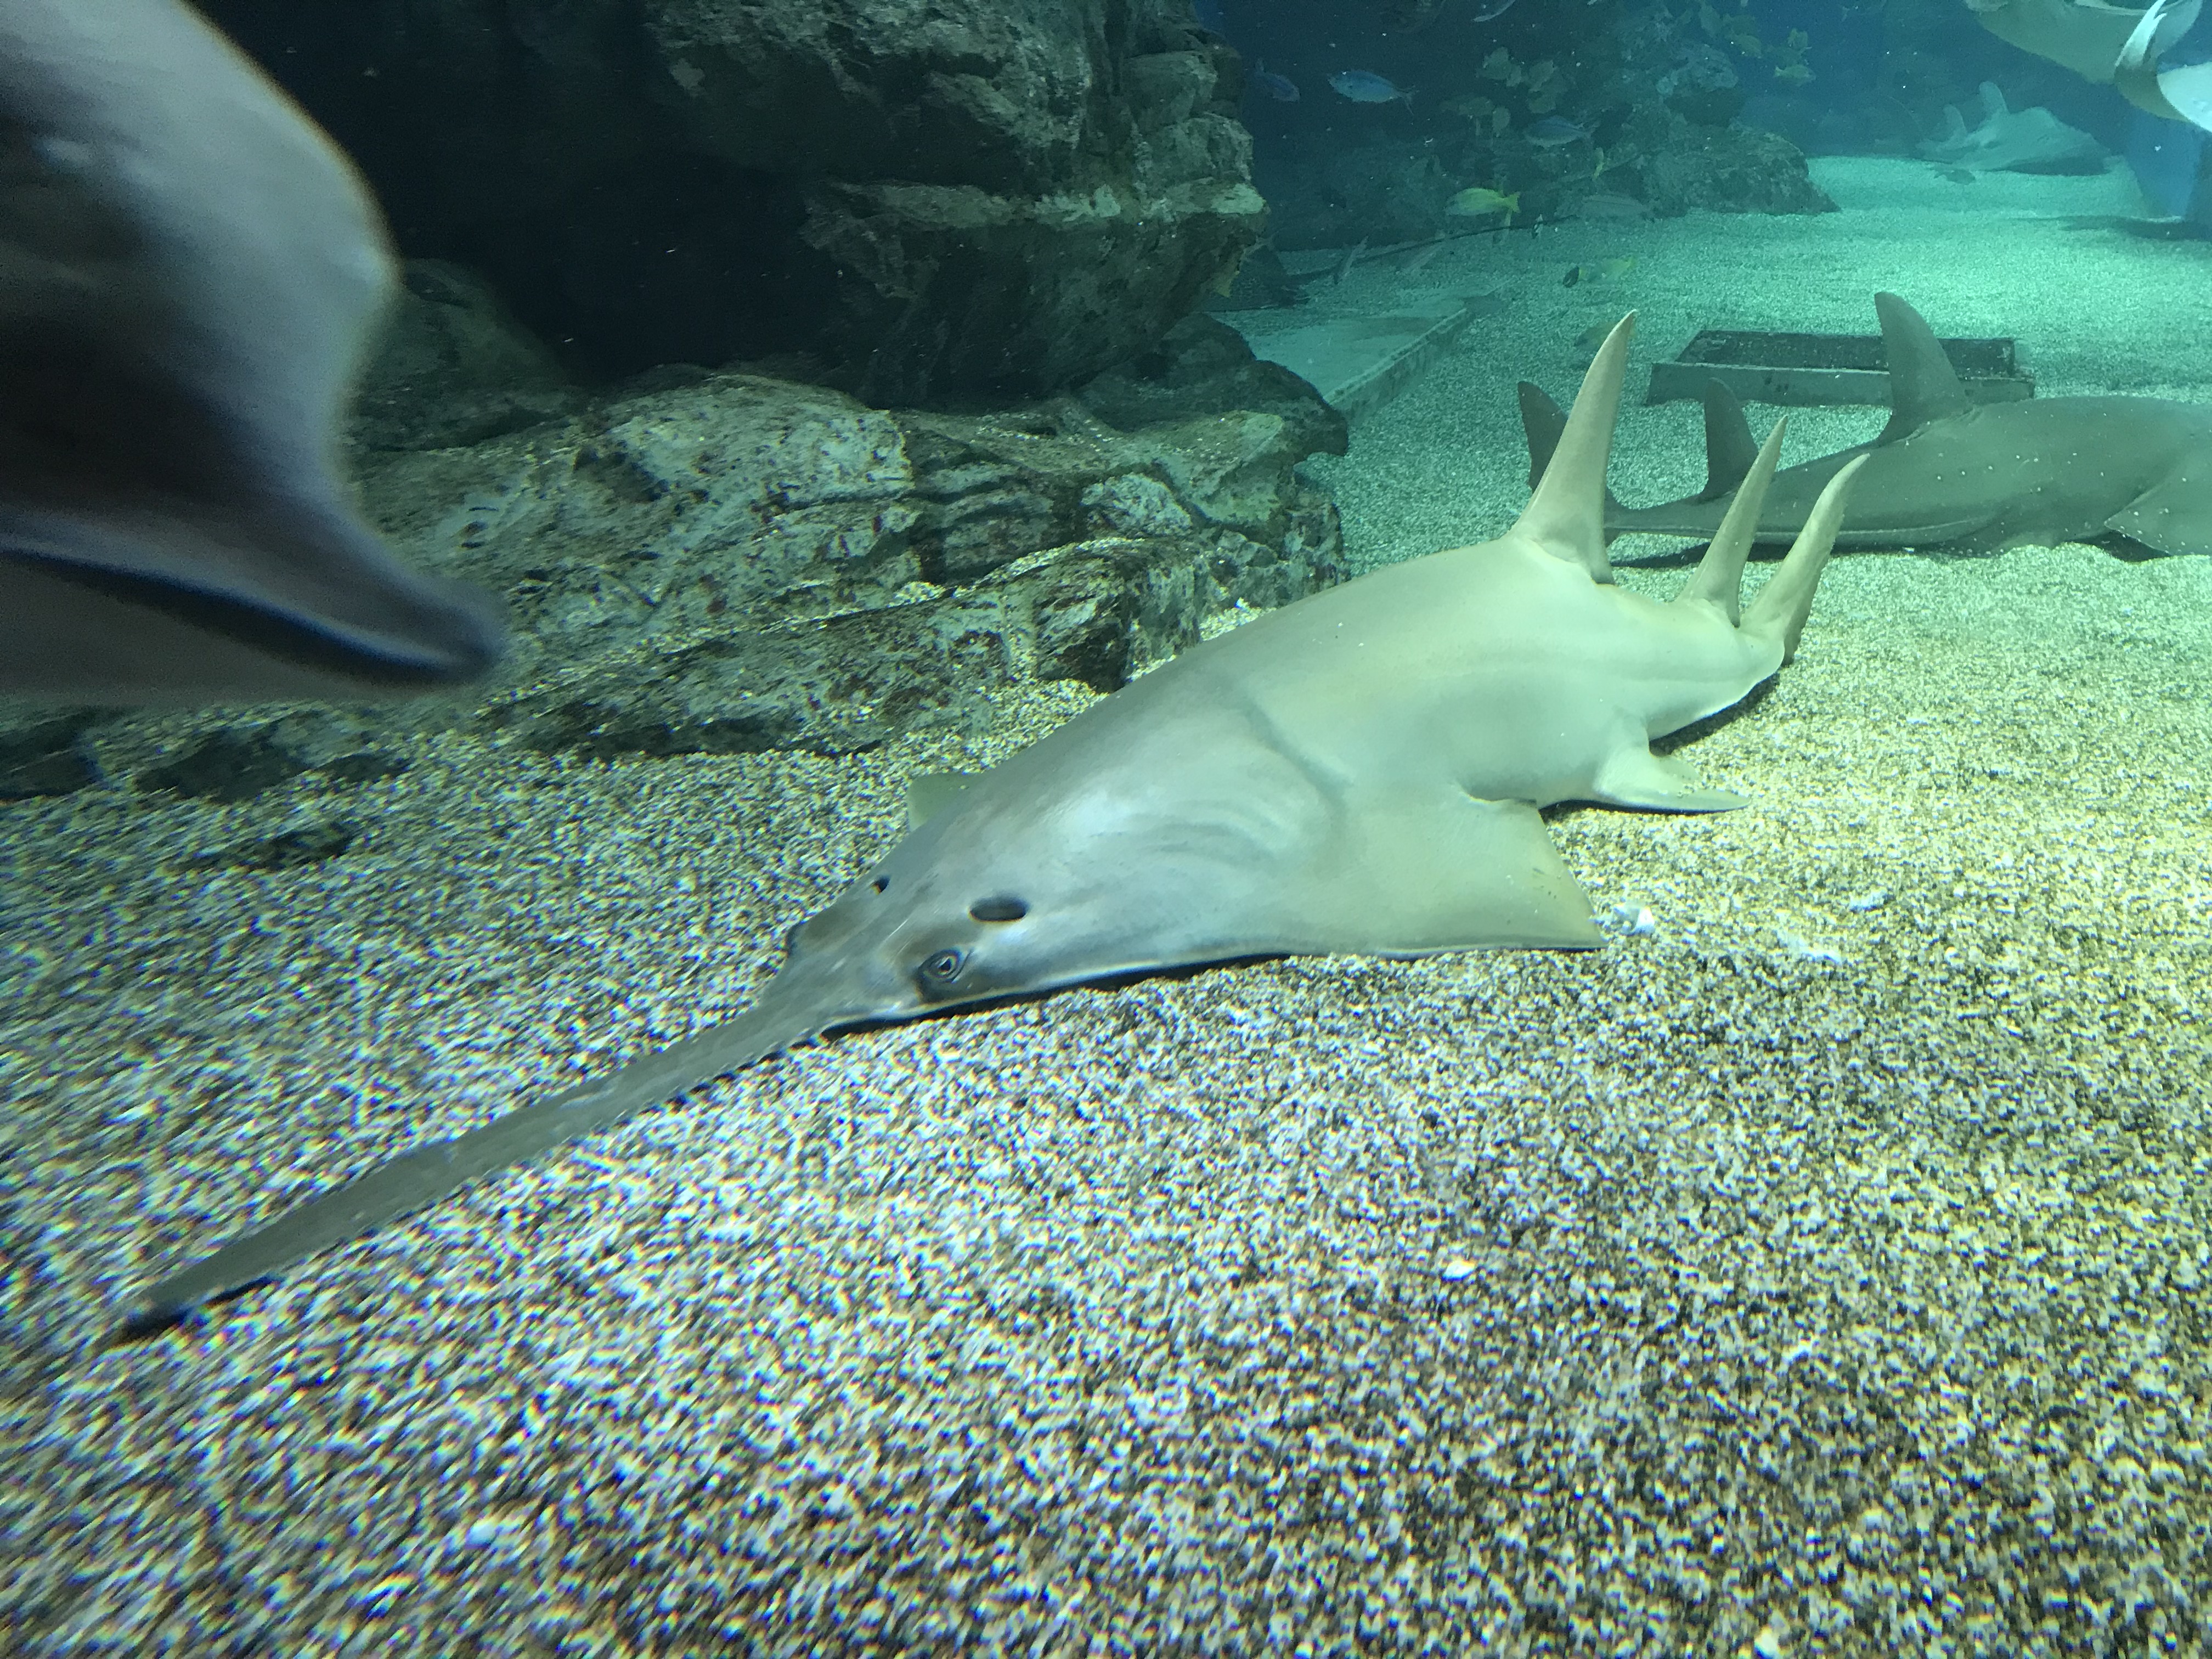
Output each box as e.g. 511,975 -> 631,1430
1698,379 -> 1760,501
1517,379 -> 1566,492
1678,416 -> 1788,624
1741,454 -> 1868,663
1511,312 -> 1633,582
1874,292 -> 1970,444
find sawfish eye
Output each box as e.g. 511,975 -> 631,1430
968,896 -> 1027,922
919,947 -> 964,984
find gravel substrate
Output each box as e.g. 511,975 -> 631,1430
5,157 -> 2212,1655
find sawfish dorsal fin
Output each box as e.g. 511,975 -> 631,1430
1874,291 -> 1970,445
1679,414 -> 1788,624
1698,379 -> 1760,501
1517,380 -> 1627,534
1513,311 -> 1633,582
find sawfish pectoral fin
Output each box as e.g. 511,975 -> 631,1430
1290,789 -> 1600,953
2104,459 -> 2212,557
1592,747 -> 1749,812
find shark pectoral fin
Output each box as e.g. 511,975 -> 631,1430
1441,797 -> 1604,947
906,770 -> 976,828
1296,791 -> 1600,953
2104,461 -> 2212,557
1593,746 -> 1749,812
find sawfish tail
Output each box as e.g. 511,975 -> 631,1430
111,984 -> 827,1342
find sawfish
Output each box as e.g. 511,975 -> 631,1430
1521,291 -> 2212,558
115,313 -> 1864,1338
0,0 -> 501,702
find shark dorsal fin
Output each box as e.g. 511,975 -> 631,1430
1941,103 -> 1968,143
1513,312 -> 1632,582
1699,379 -> 1760,501
1873,291 -> 1969,445
1978,81 -> 2008,122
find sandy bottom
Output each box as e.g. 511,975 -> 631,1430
5,158 -> 2212,1655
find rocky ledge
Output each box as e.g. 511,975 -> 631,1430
0,309 -> 1345,803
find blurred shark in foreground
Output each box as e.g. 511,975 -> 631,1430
115,312 -> 1863,1339
1967,0 -> 2212,135
0,0 -> 500,703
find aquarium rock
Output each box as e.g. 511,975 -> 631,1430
198,0 -> 1265,404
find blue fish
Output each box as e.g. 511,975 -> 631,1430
1525,115 -> 1592,148
1253,59 -> 1300,102
1329,70 -> 1413,105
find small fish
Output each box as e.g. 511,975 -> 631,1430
1572,191 -> 1653,221
1253,59 -> 1300,102
1446,185 -> 1520,219
1525,115 -> 1592,148
1334,236 -> 1370,285
1561,256 -> 1637,286
1400,234 -> 1451,273
1329,70 -> 1414,105
1472,0 -> 1522,18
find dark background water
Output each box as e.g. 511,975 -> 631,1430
1205,0 -> 2212,234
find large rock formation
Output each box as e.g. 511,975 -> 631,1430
202,0 -> 1266,404
0,307 -> 1344,799
1610,106 -> 1839,217
379,315 -> 1345,760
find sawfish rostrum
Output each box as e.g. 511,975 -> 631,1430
1524,291 -> 2212,558
118,314 -> 1863,1336
0,0 -> 502,701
